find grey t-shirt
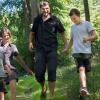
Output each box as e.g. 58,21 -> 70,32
71,21 -> 94,54
4,44 -> 19,69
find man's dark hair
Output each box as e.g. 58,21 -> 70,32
69,8 -> 80,17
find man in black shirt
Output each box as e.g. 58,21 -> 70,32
29,1 -> 68,98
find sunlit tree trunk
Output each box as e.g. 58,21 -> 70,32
83,0 -> 90,21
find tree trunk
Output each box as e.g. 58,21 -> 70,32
22,0 -> 40,70
31,0 -> 40,22
83,0 -> 90,21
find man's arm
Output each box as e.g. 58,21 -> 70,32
83,30 -> 97,43
66,37 -> 73,53
61,32 -> 68,53
28,32 -> 34,52
15,54 -> 33,75
66,38 -> 73,53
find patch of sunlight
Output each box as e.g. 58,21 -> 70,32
32,89 -> 41,95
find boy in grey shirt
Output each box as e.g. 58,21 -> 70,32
66,8 -> 97,96
0,27 -> 33,100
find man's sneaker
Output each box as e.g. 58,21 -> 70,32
80,87 -> 90,96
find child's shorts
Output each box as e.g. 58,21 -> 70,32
4,69 -> 18,84
73,53 -> 92,72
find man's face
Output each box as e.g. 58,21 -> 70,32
41,5 -> 50,17
70,14 -> 80,24
2,32 -> 10,42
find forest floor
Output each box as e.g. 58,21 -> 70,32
5,62 -> 100,100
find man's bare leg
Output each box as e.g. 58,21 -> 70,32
49,81 -> 55,98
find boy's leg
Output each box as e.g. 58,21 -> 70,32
74,58 -> 87,88
7,69 -> 18,100
0,92 -> 4,100
79,67 -> 86,88
9,79 -> 16,100
78,58 -> 90,96
75,58 -> 89,96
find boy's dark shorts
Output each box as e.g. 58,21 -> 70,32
73,53 -> 92,72
4,69 -> 18,84
0,69 -> 18,93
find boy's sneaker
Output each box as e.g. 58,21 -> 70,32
80,87 -> 90,96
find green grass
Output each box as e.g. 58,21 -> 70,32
5,63 -> 100,100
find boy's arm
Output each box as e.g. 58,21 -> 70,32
4,65 -> 12,75
83,30 -> 97,43
15,54 -> 33,75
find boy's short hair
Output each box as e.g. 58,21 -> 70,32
69,8 -> 80,17
40,1 -> 49,8
1,27 -> 11,37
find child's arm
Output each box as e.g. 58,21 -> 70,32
15,54 -> 33,75
4,64 -> 12,75
83,30 -> 97,43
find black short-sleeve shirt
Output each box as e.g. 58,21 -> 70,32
31,15 -> 65,48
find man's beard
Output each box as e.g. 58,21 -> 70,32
43,12 -> 50,17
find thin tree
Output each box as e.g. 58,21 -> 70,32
83,0 -> 90,21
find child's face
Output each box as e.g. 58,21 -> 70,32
2,32 -> 10,43
70,14 -> 80,24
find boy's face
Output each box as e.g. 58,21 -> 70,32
2,32 -> 10,43
70,14 -> 80,24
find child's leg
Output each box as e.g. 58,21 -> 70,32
7,69 -> 18,100
0,92 -> 4,100
75,58 -> 89,96
78,58 -> 90,96
79,66 -> 86,88
9,79 -> 16,100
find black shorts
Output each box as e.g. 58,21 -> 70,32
34,49 -> 57,82
73,53 -> 91,72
